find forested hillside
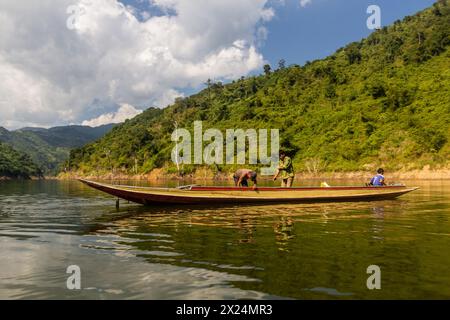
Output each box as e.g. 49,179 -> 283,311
0,142 -> 42,179
68,1 -> 450,176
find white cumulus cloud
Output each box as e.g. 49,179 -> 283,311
0,0 -> 274,129
82,103 -> 143,127
300,0 -> 312,7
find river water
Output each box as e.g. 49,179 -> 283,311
0,179 -> 449,299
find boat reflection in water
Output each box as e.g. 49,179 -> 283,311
82,197 -> 420,298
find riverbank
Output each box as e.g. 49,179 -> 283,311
59,166 -> 450,181
0,176 -> 45,181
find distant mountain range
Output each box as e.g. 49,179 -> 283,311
16,125 -> 116,148
0,124 -> 115,175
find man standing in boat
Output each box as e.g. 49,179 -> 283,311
273,150 -> 295,188
233,169 -> 258,189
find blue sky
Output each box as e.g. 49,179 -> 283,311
262,0 -> 436,66
122,0 -> 436,68
117,0 -> 436,99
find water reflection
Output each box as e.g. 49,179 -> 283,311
0,180 -> 450,299
274,217 -> 295,251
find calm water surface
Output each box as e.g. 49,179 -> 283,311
0,180 -> 449,299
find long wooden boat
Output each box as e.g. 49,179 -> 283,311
79,179 -> 418,206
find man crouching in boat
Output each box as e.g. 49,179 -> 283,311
233,169 -> 258,190
273,150 -> 295,188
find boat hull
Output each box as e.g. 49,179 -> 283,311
79,180 -> 419,206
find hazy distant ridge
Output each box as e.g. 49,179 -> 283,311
0,124 -> 115,174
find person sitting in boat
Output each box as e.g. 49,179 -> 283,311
233,169 -> 258,189
273,150 -> 295,188
368,168 -> 386,186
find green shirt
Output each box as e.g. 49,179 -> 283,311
279,156 -> 294,179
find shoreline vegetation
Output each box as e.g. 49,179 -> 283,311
0,141 -> 43,180
58,166 -> 450,182
4,166 -> 450,181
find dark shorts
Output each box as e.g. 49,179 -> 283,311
233,175 -> 249,187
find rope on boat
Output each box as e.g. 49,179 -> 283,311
177,184 -> 201,190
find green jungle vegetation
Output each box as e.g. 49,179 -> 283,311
68,1 -> 450,177
0,124 -> 114,175
0,142 -> 42,179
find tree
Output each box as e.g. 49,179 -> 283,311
205,78 -> 213,106
345,43 -> 362,64
263,64 -> 272,75
278,59 -> 286,70
251,79 -> 258,94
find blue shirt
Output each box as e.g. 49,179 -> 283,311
370,174 -> 385,186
